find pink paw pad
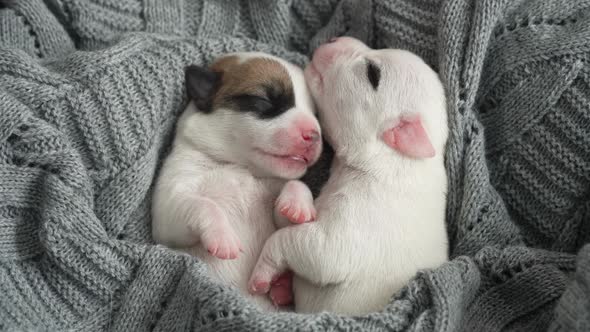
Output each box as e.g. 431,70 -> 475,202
276,181 -> 316,224
194,197 -> 243,260
202,229 -> 243,260
250,280 -> 270,295
278,201 -> 315,224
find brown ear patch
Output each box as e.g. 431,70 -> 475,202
208,55 -> 296,119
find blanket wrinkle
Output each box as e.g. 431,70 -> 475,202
1,0 -> 590,331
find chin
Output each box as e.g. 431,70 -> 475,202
250,144 -> 321,179
259,161 -> 308,180
251,153 -> 311,180
272,167 -> 308,180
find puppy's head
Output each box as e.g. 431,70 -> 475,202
185,52 -> 322,179
304,37 -> 447,162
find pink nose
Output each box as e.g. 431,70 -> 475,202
302,130 -> 320,143
311,36 -> 370,73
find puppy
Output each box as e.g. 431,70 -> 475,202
248,37 -> 449,314
151,52 -> 322,310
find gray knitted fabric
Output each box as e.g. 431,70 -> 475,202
0,0 -> 589,331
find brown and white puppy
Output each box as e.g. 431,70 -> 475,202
151,52 -> 322,310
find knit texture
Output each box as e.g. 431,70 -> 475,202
0,0 -> 589,330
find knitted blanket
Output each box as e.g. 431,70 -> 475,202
1,0 -> 589,330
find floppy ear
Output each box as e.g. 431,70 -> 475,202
185,65 -> 222,111
381,116 -> 435,159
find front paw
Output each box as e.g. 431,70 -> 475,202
249,278 -> 271,295
276,181 -> 316,224
191,196 -> 243,260
249,264 -> 281,295
201,226 -> 243,260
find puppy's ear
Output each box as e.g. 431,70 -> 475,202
185,65 -> 222,111
381,115 -> 435,159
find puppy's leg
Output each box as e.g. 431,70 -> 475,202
274,180 -> 316,228
269,180 -> 316,305
248,224 -> 344,294
189,195 -> 243,260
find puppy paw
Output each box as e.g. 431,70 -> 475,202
201,226 -> 243,260
191,197 -> 243,260
269,271 -> 293,306
249,275 -> 272,295
276,180 -> 316,224
278,200 -> 316,224
249,265 -> 281,295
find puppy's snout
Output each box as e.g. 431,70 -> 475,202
302,130 -> 320,143
311,36 -> 370,73
290,116 -> 321,151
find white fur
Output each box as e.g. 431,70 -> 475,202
151,52 -> 320,310
248,37 -> 449,314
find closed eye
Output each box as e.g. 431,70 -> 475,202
225,82 -> 294,119
231,94 -> 273,113
366,60 -> 381,90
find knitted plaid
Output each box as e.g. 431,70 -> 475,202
1,0 -> 589,331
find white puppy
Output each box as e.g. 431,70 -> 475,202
248,37 -> 449,314
151,52 -> 322,310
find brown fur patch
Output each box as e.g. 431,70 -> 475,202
208,55 -> 295,118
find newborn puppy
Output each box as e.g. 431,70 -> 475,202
152,52 -> 322,310
248,37 -> 449,314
